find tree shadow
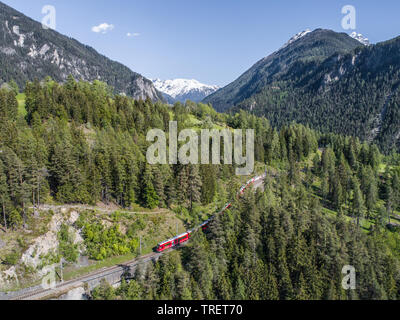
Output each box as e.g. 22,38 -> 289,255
118,264 -> 132,281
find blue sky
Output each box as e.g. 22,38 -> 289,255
3,0 -> 400,86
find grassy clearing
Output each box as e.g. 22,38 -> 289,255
16,93 -> 26,117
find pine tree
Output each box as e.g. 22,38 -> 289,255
200,164 -> 216,205
9,80 -> 20,95
305,165 -> 314,189
141,164 -> 159,209
187,165 -> 202,212
383,168 -> 394,225
265,265 -> 279,300
276,248 -> 294,300
321,173 -> 329,203
295,273 -> 309,300
152,166 -> 166,208
365,179 -> 378,219
321,147 -> 335,174
352,176 -> 365,228
391,171 -> 400,215
8,208 -> 22,230
312,153 -> 321,175
176,165 -> 189,207
332,173 -> 344,211
288,154 -> 300,185
165,175 -> 177,209
0,159 -> 9,231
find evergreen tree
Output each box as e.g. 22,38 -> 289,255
152,166 -> 166,208
187,165 -> 203,212
200,164 -> 216,204
0,159 -> 9,231
352,176 -> 365,228
176,165 -> 189,207
141,164 -> 159,209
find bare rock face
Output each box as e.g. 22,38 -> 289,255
0,209 -> 85,291
19,210 -> 84,277
131,76 -> 163,101
20,213 -> 63,274
0,2 -> 164,101
0,266 -> 19,290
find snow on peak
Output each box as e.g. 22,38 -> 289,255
152,78 -> 220,103
350,32 -> 370,46
281,29 -> 312,49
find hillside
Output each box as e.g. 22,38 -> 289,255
2,79 -> 400,299
234,36 -> 400,153
203,29 -> 362,112
0,1 -> 163,101
204,29 -> 400,153
0,78 -> 253,291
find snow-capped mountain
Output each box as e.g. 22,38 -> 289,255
152,79 -> 220,103
349,32 -> 370,46
280,29 -> 312,50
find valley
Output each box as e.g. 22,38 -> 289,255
1,0 -> 400,303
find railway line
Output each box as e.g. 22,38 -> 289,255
4,173 -> 266,300
155,173 -> 266,252
11,251 -> 166,300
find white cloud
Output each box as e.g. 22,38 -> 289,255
92,23 -> 114,34
127,32 -> 140,37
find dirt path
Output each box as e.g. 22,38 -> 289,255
32,204 -> 170,216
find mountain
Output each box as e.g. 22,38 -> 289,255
152,78 -> 219,103
203,29 -> 363,112
0,1 -> 163,101
280,29 -> 312,50
350,32 -> 370,46
205,29 -> 400,153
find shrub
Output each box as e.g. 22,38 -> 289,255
3,251 -> 20,265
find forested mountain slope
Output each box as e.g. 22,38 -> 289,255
203,29 -> 362,112
0,1 -> 163,101
93,187 -> 400,300
92,127 -> 400,300
0,78 -> 241,289
235,36 -> 400,154
2,78 -> 400,299
205,29 -> 400,153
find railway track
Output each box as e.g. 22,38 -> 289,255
7,173 -> 267,300
11,251 -> 163,300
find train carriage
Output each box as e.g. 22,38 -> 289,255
155,174 -> 264,253
156,231 -> 192,253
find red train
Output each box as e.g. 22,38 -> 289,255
156,174 -> 265,253
156,231 -> 193,252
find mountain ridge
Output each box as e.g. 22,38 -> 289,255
203,28 -> 363,112
229,31 -> 400,152
152,78 -> 219,103
0,1 -> 163,101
